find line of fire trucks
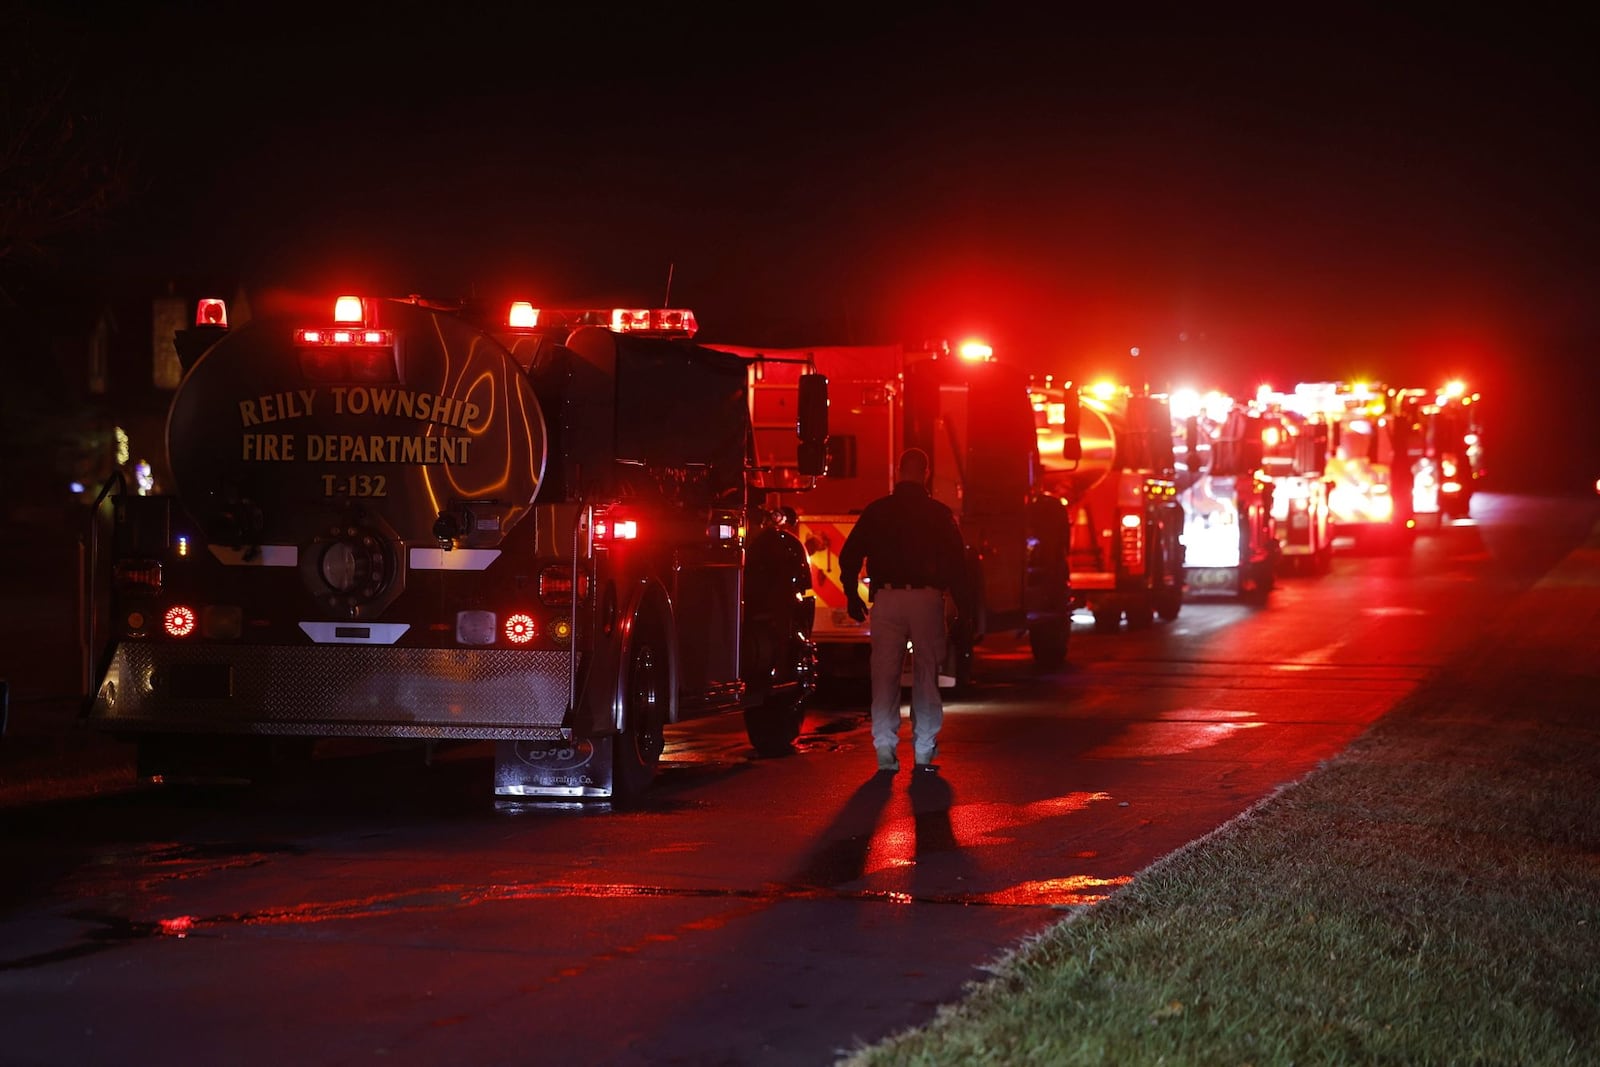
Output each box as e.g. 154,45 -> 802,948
79,291 -> 1485,802
1029,376 -> 1486,633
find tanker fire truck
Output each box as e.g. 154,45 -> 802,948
83,293 -> 828,801
1031,378 -> 1184,632
1167,389 -> 1280,600
1290,381 -> 1417,552
1250,385 -> 1335,574
715,340 -> 1073,687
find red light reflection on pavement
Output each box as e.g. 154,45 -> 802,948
157,915 -> 195,938
1084,711 -> 1264,758
974,874 -> 1135,908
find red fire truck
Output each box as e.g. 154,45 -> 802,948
1167,389 -> 1280,600
1250,385 -> 1335,574
1031,379 -> 1185,632
1397,380 -> 1486,526
716,339 -> 1073,687
1289,381 -> 1417,552
83,293 -> 827,801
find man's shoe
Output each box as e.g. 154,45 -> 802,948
914,744 -> 938,772
875,746 -> 900,772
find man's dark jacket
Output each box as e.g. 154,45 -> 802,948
838,480 -> 968,604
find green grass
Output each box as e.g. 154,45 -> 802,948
841,541 -> 1600,1066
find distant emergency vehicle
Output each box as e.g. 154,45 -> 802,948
1032,379 -> 1185,631
1168,389 -> 1280,600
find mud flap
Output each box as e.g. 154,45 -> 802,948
494,736 -> 615,800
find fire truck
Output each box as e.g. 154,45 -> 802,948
1167,389 -> 1280,601
1396,380 -> 1486,525
1250,385 -> 1335,574
1031,379 -> 1185,632
1289,381 -> 1417,552
83,293 -> 828,801
716,340 -> 1073,687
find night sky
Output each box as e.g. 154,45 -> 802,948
14,4 -> 1600,490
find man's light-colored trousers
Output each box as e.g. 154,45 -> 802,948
867,587 -> 946,761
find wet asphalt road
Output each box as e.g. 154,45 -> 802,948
2,492 -> 1597,1066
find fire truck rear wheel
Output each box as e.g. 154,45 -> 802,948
614,620 -> 669,800
1156,589 -> 1183,621
745,698 -> 804,757
1125,600 -> 1154,630
1092,607 -> 1121,634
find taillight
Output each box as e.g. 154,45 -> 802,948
114,559 -> 163,595
1118,511 -> 1145,571
537,564 -> 590,606
504,614 -> 536,643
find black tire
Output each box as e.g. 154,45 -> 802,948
613,618 -> 670,801
1092,606 -> 1120,634
1028,618 -> 1069,668
744,626 -> 814,757
745,697 -> 805,757
1124,599 -> 1154,630
1156,588 -> 1183,621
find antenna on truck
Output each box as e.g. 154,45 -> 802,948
663,262 -> 675,307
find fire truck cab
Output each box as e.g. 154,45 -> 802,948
84,294 -> 827,802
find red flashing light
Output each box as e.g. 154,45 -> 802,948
508,301 -> 537,329
594,516 -> 639,542
333,296 -> 365,324
610,308 -> 698,336
195,298 -> 229,327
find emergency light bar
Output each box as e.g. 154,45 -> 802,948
502,305 -> 699,337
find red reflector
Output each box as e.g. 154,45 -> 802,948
504,613 -> 536,644
163,605 -> 197,637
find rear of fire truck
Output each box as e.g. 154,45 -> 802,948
1168,389 -> 1280,600
1251,385 -> 1335,574
1032,379 -> 1185,632
724,340 -> 1073,687
84,293 -> 825,801
1399,380 -> 1485,524
1291,381 -> 1417,552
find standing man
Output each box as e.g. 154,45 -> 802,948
839,447 -> 968,773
